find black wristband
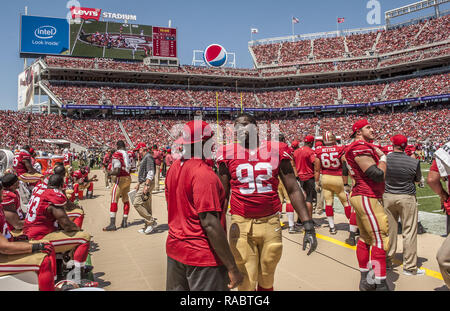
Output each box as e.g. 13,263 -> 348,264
303,220 -> 315,233
31,243 -> 43,253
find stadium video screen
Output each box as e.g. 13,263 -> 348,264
70,20 -> 153,60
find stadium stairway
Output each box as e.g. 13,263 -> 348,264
414,20 -> 429,41
118,121 -> 135,149
372,32 -> 382,52
38,81 -> 64,108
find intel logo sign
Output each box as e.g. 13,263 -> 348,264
34,26 -> 57,39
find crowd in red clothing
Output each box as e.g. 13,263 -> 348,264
1,105 -> 448,152
47,73 -> 449,108
250,14 -> 449,67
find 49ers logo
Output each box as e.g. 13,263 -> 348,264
71,7 -> 102,21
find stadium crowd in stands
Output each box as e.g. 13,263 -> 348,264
46,73 -> 449,108
1,105 -> 448,151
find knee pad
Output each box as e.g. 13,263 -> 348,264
260,242 -> 283,275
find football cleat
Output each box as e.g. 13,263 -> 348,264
329,227 -> 337,235
345,232 -> 356,246
289,226 -> 303,234
359,272 -> 376,291
375,279 -> 391,291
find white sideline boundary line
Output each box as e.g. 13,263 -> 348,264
417,195 -> 439,199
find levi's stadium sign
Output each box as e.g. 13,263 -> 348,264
70,7 -> 137,21
71,7 -> 102,21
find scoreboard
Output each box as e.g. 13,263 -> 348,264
152,27 -> 177,58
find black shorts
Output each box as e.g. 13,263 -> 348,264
166,256 -> 230,291
299,178 -> 316,203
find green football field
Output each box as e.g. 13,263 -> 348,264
416,162 -> 446,214
70,20 -> 153,60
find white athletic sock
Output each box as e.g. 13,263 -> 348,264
327,216 -> 335,228
350,225 -> 358,233
110,212 -> 116,218
287,212 -> 294,228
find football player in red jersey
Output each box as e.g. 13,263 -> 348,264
37,165 -> 86,229
0,174 -> 26,235
345,119 -> 390,291
0,182 -> 56,291
12,145 -> 42,185
70,167 -> 97,201
314,132 -> 353,235
217,114 -> 317,291
104,141 -> 132,231
427,141 -> 450,288
293,136 -> 317,221
23,174 -> 92,284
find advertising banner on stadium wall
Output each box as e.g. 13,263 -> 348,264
20,15 -> 70,56
62,94 -> 450,112
17,67 -> 35,110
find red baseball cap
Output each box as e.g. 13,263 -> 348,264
304,135 -> 315,143
174,120 -> 214,145
291,140 -> 300,148
390,134 -> 408,148
134,142 -> 147,151
351,119 -> 370,138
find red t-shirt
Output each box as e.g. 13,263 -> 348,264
315,145 -> 345,176
23,188 -> 67,240
13,150 -> 31,176
0,190 -> 24,231
345,140 -> 385,199
216,141 -> 292,219
294,146 -> 316,181
165,158 -> 225,267
430,160 -> 450,193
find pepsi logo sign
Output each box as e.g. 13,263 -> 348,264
204,44 -> 227,67
35,26 -> 57,39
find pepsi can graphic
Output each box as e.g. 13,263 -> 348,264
204,44 -> 227,67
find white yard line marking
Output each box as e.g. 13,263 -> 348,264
417,195 -> 439,199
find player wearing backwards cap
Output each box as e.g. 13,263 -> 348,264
345,119 -> 391,291
217,114 -> 317,291
104,140 -> 132,231
165,120 -> 243,291
314,132 -> 353,235
293,135 -> 317,221
427,141 -> 450,289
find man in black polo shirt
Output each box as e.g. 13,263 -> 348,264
383,135 -> 424,276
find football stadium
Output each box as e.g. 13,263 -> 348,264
1,0 -> 449,297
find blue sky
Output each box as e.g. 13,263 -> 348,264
3,0 -> 449,111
